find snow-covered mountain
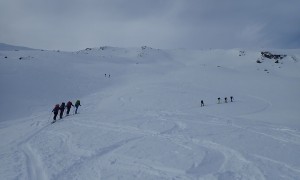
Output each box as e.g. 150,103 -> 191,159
1,44 -> 300,179
0,43 -> 36,51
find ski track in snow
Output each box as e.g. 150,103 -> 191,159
106,155 -> 190,179
6,96 -> 300,180
63,108 -> 300,178
239,94 -> 273,116
198,114 -> 300,146
52,136 -> 142,180
252,154 -> 300,174
83,97 -> 300,176
21,143 -> 48,180
9,121 -> 52,180
70,117 -> 266,179
10,114 -> 239,179
19,104 -> 298,179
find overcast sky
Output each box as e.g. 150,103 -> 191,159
0,0 -> 299,51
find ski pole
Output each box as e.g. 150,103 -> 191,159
48,110 -> 52,123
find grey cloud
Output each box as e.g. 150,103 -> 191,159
0,0 -> 299,50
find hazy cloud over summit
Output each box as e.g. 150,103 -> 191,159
0,0 -> 299,51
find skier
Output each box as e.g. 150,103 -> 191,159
201,100 -> 204,107
66,101 -> 74,116
52,104 -> 60,123
230,96 -> 234,102
218,97 -> 221,104
59,102 -> 66,119
224,97 -> 228,103
75,100 -> 81,114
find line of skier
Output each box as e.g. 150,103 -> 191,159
51,96 -> 232,123
201,96 -> 234,107
52,100 -> 81,123
218,96 -> 234,104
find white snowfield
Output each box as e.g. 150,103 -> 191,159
0,44 -> 300,180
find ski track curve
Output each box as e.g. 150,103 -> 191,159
71,119 -> 266,179
14,123 -> 51,180
252,154 -> 300,174
70,108 -> 300,179
72,120 -> 193,151
185,146 -> 225,178
193,140 -> 266,179
239,94 -> 273,116
21,143 -> 48,180
103,154 -> 191,179
52,136 -> 142,180
45,130 -> 95,157
45,122 -> 192,179
190,111 -> 300,146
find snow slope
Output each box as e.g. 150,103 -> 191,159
0,43 -> 36,51
1,45 -> 300,179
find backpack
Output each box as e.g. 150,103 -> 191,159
53,104 -> 60,112
60,102 -> 66,109
67,101 -> 72,107
75,100 -> 80,106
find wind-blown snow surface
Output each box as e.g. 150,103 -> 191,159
1,45 -> 300,179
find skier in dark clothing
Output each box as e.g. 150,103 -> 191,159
75,100 -> 81,114
201,100 -> 204,107
59,102 -> 66,119
230,96 -> 234,102
52,104 -> 60,122
224,97 -> 228,103
218,97 -> 221,104
66,101 -> 74,116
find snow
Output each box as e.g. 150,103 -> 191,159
1,44 -> 300,179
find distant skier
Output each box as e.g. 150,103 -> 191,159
224,97 -> 228,103
52,104 -> 60,123
218,97 -> 221,104
59,102 -> 66,119
201,100 -> 204,107
66,101 -> 74,116
230,96 -> 234,102
75,100 -> 81,114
